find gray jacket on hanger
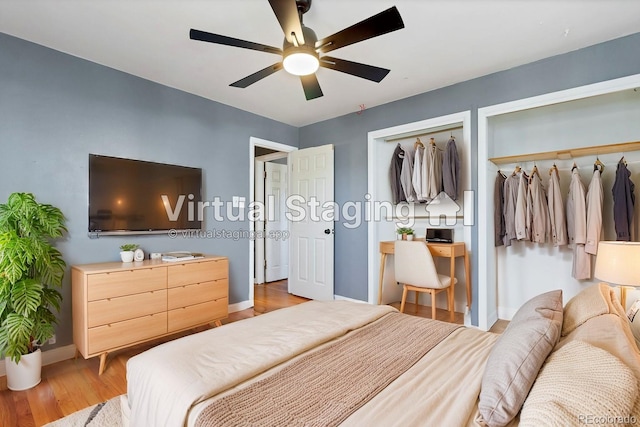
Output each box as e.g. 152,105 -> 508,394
442,138 -> 460,200
613,160 -> 635,241
390,144 -> 406,204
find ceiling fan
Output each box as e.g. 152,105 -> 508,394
189,0 -> 404,100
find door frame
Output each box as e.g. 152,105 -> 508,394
255,155 -> 289,284
264,161 -> 289,283
249,137 -> 297,306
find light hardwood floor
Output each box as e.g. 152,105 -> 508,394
0,281 -> 505,426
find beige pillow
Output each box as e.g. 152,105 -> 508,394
557,313 -> 640,381
478,290 -> 563,427
559,282 -> 640,382
562,283 -> 612,336
520,340 -> 638,427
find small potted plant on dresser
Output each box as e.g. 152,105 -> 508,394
119,243 -> 138,262
397,227 -> 415,241
0,192 -> 66,390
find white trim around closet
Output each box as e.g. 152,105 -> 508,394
367,111 -> 471,311
477,73 -> 640,331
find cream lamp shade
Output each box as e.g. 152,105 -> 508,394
594,241 -> 640,307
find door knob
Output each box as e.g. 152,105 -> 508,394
324,229 -> 332,234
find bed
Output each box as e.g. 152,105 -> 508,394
123,283 -> 640,427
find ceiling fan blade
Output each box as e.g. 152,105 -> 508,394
320,56 -> 390,82
315,6 -> 404,54
268,0 -> 305,45
230,63 -> 284,88
300,74 -> 323,100
190,29 -> 282,55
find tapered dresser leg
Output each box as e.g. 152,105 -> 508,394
98,352 -> 108,375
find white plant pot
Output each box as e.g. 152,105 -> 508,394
120,251 -> 134,262
406,234 -> 414,241
5,349 -> 42,391
397,233 -> 403,240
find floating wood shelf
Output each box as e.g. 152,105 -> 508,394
489,140 -> 640,165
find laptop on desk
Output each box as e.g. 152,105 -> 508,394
426,228 -> 453,243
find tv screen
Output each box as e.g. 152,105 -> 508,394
88,154 -> 203,233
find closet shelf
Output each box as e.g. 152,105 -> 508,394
489,140 -> 640,165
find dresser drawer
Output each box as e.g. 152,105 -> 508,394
87,267 -> 166,301
88,290 -> 167,328
167,279 -> 227,310
167,259 -> 227,288
168,298 -> 227,333
88,312 -> 167,354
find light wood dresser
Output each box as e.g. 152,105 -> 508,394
71,255 -> 228,374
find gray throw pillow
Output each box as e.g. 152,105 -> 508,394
478,290 -> 563,427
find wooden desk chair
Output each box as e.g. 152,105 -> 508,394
394,240 -> 456,320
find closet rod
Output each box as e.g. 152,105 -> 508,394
489,140 -> 640,165
385,125 -> 464,143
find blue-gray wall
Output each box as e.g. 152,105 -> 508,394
2,28 -> 640,348
0,32 -> 298,350
299,32 -> 640,324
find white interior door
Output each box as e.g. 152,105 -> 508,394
265,162 -> 288,282
288,144 -> 334,300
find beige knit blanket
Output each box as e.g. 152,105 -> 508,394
195,313 -> 460,427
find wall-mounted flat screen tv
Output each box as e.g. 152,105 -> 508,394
89,154 -> 203,234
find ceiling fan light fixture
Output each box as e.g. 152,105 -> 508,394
283,48 -> 319,76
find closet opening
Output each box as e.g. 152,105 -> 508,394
478,74 -> 640,331
367,111 -> 473,326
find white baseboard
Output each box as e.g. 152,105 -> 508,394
497,306 -> 518,321
229,300 -> 253,313
0,344 -> 76,377
485,309 -> 499,332
333,295 -> 367,303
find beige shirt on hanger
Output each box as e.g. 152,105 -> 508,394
529,172 -> 550,243
412,145 -> 425,202
547,168 -> 568,246
400,147 -> 416,202
567,168 -> 590,280
515,171 -> 530,240
585,169 -> 603,255
421,143 -> 442,201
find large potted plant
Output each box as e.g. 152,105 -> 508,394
0,192 -> 66,390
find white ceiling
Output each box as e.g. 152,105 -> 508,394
1,1 -> 639,127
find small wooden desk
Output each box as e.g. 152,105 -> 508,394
378,240 -> 471,310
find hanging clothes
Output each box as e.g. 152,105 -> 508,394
503,172 -> 519,247
412,145 -> 425,202
515,171 -> 530,241
400,147 -> 416,202
494,171 -> 506,247
547,167 -> 568,246
442,137 -> 460,200
613,158 -> 635,241
585,169 -> 603,256
567,168 -> 590,280
421,142 -> 442,201
529,171 -> 550,243
525,175 -> 534,242
389,143 -> 406,204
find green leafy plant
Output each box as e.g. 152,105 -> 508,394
0,193 -> 66,362
119,243 -> 139,252
397,227 -> 414,235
